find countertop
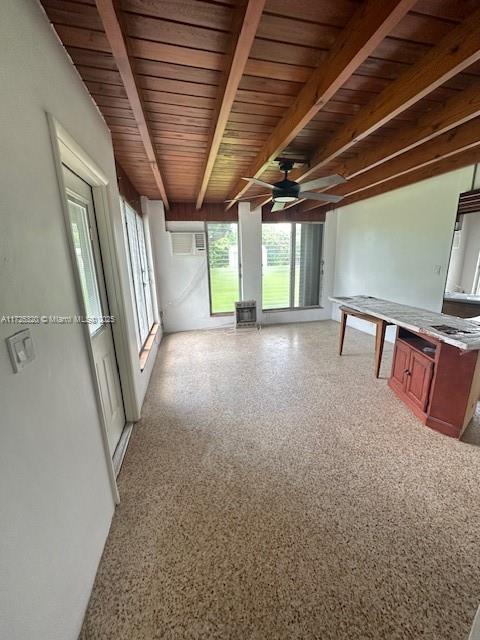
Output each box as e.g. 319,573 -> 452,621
444,292 -> 480,306
330,295 -> 480,351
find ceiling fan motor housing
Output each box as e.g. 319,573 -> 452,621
273,178 -> 300,202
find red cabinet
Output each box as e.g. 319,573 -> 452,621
390,339 -> 433,413
388,328 -> 480,438
390,339 -> 410,392
405,350 -> 434,412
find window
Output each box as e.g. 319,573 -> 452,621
262,222 -> 323,310
206,223 -> 240,314
67,198 -> 103,335
123,200 -> 155,350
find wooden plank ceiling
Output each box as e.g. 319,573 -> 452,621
39,0 -> 480,217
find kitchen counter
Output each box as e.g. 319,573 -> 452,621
442,293 -> 480,319
444,292 -> 480,305
330,295 -> 480,351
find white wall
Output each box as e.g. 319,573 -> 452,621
239,203 -> 263,307
332,166 -> 475,339
0,2 -> 157,638
149,202 -> 234,332
148,201 -> 337,333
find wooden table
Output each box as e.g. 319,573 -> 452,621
330,296 -> 480,438
339,305 -> 393,378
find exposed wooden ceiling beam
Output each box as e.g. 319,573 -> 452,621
288,81 -> 480,211
166,202 -> 237,223
95,0 -> 169,207
225,0 -> 416,208
293,7 -> 480,185
298,147 -> 480,218
196,0 -> 266,210
295,117 -> 480,214
261,207 -> 326,224
336,81 -> 480,181
339,119 -> 480,198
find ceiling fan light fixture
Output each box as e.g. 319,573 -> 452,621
240,163 -> 345,208
272,181 -> 300,203
273,195 -> 297,203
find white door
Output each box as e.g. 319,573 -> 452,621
63,166 -> 126,455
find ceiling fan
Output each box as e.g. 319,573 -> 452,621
226,159 -> 346,211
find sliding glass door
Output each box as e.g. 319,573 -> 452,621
294,223 -> 323,307
206,223 -> 240,314
261,223 -> 292,309
262,222 -> 323,310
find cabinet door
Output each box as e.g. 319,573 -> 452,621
390,340 -> 410,392
405,351 -> 434,412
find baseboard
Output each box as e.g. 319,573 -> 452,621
112,422 -> 134,477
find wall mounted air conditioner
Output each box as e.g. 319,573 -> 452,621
170,232 -> 206,256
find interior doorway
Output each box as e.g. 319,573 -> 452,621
443,189 -> 480,319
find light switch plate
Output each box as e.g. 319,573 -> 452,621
6,329 -> 35,373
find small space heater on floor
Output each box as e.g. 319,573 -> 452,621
235,300 -> 257,328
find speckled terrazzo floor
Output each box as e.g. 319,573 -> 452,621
80,320 -> 480,640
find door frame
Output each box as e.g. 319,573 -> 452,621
48,115 -> 137,504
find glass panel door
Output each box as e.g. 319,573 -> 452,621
262,223 -> 292,309
294,223 -> 323,308
63,165 -> 126,455
206,223 -> 240,314
66,198 -> 104,335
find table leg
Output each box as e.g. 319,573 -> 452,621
375,320 -> 387,378
339,310 -> 347,356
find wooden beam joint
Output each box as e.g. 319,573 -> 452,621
95,0 -> 169,207
195,0 -> 266,209
226,0 -> 416,208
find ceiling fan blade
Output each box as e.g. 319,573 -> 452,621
271,201 -> 286,212
224,193 -> 271,202
301,191 -> 344,204
241,177 -> 275,190
299,174 -> 346,192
